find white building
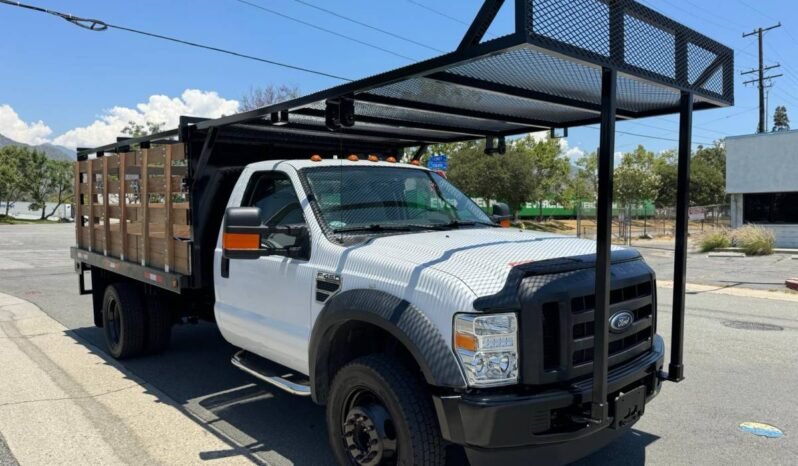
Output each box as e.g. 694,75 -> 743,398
726,130 -> 798,248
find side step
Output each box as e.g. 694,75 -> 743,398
231,350 -> 311,397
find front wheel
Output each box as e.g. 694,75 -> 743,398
326,354 -> 445,466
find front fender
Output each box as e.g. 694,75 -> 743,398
309,289 -> 466,403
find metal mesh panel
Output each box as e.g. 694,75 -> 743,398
448,47 -> 603,107
616,74 -> 680,112
288,113 -> 469,141
700,67 -> 724,96
624,14 -> 675,79
531,0 -> 610,57
367,77 -> 597,124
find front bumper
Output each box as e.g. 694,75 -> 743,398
433,335 -> 665,465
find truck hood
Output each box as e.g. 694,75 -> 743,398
360,228 -> 623,297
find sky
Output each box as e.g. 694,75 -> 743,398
1,0 -> 797,159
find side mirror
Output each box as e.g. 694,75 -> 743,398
222,207 -> 309,260
491,202 -> 512,227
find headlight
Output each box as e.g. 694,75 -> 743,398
454,313 -> 518,387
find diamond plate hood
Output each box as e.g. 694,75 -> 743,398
359,227 -> 623,298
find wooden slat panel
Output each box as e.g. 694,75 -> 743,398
107,179 -> 120,193
103,157 -> 110,254
106,156 -> 120,170
74,161 -> 81,247
88,159 -> 95,252
119,152 -> 128,260
170,143 -> 186,161
141,149 -> 149,266
145,176 -> 183,194
164,145 -> 174,272
147,146 -> 167,165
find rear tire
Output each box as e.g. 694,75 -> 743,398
145,293 -> 172,354
102,283 -> 146,359
326,354 -> 445,466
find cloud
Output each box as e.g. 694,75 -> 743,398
52,89 -> 239,148
0,104 -> 53,145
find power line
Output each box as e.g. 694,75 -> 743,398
585,126 -> 714,146
404,0 -> 497,38
234,0 -> 417,61
0,0 -> 353,81
291,0 -> 445,54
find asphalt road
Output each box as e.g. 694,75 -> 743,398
1,224 -> 796,465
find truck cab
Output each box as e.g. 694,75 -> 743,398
214,157 -> 664,465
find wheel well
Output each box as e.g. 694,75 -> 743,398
316,320 -> 423,404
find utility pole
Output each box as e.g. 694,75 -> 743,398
742,23 -> 782,133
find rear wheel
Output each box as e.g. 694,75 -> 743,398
326,354 -> 445,466
102,283 -> 146,359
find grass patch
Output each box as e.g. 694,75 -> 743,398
699,229 -> 732,252
733,225 -> 775,256
0,215 -> 60,225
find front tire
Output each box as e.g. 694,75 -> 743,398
326,354 -> 445,466
102,283 -> 146,359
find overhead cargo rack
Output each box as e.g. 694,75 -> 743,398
75,0 -> 733,429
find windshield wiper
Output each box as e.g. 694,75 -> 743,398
332,224 -> 431,234
428,220 -> 500,229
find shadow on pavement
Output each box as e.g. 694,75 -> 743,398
67,323 -> 660,466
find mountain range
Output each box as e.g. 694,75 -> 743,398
0,133 -> 76,161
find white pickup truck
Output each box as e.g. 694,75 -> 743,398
74,153 -> 664,466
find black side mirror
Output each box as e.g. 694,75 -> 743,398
222,207 -> 309,260
491,202 -> 512,225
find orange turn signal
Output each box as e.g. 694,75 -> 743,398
348,154 -> 359,161
454,332 -> 478,352
223,232 -> 259,250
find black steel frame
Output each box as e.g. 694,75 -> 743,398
74,0 -> 733,426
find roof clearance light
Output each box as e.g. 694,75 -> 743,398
410,160 -> 420,166
310,154 -> 322,162
386,156 -> 397,163
368,154 -> 379,162
348,154 -> 359,161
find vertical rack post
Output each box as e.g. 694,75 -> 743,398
119,153 -> 128,261
164,145 -> 174,273
141,149 -> 149,267
103,156 -> 110,255
669,91 -> 693,382
591,66 -> 618,423
87,158 -> 95,252
74,161 -> 81,246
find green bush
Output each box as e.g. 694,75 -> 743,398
733,225 -> 775,256
699,230 -> 731,252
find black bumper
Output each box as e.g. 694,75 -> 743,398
433,335 -> 665,466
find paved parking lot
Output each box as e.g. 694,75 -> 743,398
0,224 -> 796,465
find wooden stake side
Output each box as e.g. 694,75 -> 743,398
141,149 -> 149,267
119,153 -> 128,261
103,156 -> 110,255
74,161 -> 81,247
88,158 -> 95,252
164,145 -> 174,273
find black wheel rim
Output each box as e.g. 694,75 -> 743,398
341,387 -> 398,465
106,298 -> 121,345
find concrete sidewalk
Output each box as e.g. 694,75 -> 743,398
0,292 -> 253,466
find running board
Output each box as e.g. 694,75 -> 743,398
231,350 -> 311,397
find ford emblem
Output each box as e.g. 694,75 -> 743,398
609,310 -> 634,333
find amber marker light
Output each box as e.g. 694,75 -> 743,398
386,156 -> 397,163
223,232 -> 259,250
310,154 -> 322,162
368,154 -> 379,162
348,154 -> 359,161
410,159 -> 420,166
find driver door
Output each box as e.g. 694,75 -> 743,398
215,170 -> 313,373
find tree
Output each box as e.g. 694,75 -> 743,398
511,135 -> 570,220
121,121 -> 165,138
772,105 -> 790,131
652,150 -> 677,207
0,146 -> 31,216
614,145 -> 660,214
240,84 -> 301,111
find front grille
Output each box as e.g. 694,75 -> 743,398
529,275 -> 655,384
569,281 -> 654,368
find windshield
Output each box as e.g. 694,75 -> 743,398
302,166 -> 493,233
